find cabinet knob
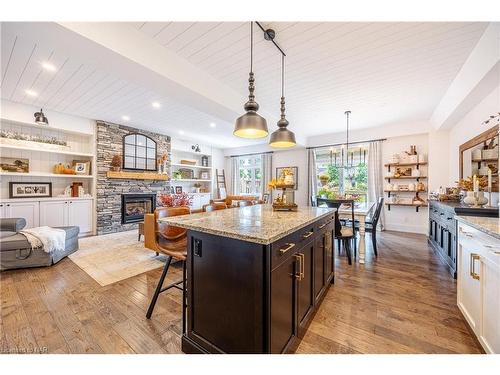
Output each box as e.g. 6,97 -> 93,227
6,204 -> 10,207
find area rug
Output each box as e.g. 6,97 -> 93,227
69,230 -> 164,286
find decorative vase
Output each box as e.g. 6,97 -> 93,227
463,191 -> 488,206
111,166 -> 121,172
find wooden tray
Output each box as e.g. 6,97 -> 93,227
272,203 -> 298,212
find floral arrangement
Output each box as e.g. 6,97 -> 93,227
110,154 -> 122,171
158,192 -> 193,207
0,130 -> 68,146
457,176 -> 488,191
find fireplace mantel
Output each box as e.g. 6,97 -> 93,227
107,171 -> 169,181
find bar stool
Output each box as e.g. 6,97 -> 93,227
144,206 -> 189,319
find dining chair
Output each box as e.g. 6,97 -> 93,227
316,198 -> 356,264
203,202 -> 227,212
353,197 -> 384,256
144,206 -> 190,319
238,200 -> 254,207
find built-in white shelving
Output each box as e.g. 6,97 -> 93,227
172,178 -> 212,183
0,143 -> 94,157
0,171 -> 94,179
0,117 -> 93,137
171,163 -> 211,169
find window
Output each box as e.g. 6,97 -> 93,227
123,133 -> 157,171
315,145 -> 368,202
238,154 -> 262,195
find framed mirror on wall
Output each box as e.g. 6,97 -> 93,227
122,133 -> 157,171
459,125 -> 499,192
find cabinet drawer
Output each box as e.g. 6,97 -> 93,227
315,214 -> 335,232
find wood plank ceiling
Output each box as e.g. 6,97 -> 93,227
0,22 -> 488,146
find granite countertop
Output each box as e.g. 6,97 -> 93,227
430,200 -> 499,216
455,216 -> 500,240
159,205 -> 336,245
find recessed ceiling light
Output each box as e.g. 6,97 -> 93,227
178,130 -> 185,135
152,101 -> 161,109
25,89 -> 38,97
122,115 -> 130,121
210,122 -> 216,128
41,62 -> 56,72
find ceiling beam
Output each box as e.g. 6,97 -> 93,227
431,22 -> 500,130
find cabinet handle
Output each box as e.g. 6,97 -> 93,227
279,242 -> 295,254
294,253 -> 305,281
319,223 -> 328,229
470,253 -> 480,280
302,231 -> 313,239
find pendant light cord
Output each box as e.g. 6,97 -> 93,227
250,22 -> 253,73
281,54 -> 284,98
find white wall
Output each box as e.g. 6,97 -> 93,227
448,85 -> 500,184
1,99 -> 95,134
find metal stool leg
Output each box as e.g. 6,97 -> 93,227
146,255 -> 172,319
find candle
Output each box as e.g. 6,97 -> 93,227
488,169 -> 492,190
473,175 -> 478,193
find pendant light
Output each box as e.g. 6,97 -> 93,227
233,22 -> 268,139
34,108 -> 49,125
269,54 -> 296,148
344,110 -> 351,168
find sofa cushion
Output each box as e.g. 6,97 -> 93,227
0,218 -> 26,232
55,226 -> 80,239
0,231 -> 17,239
0,233 -> 33,252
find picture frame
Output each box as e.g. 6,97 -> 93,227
200,170 -> 210,180
276,166 -> 298,190
9,182 -> 52,199
0,157 -> 29,173
175,186 -> 183,194
262,193 -> 270,204
72,160 -> 91,175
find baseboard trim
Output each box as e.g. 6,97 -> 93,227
384,223 -> 427,234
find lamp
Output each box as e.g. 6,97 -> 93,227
270,55 -> 296,148
34,108 -> 48,125
233,22 -> 268,139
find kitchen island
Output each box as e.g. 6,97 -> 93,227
160,205 -> 336,354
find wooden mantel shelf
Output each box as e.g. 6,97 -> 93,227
106,171 -> 169,181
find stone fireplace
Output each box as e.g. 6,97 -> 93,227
121,193 -> 156,224
96,120 -> 170,235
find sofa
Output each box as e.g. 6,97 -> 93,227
213,195 -> 263,207
0,218 -> 80,271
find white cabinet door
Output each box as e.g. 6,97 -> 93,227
480,253 -> 500,353
191,195 -> 201,209
199,194 -> 211,207
68,200 -> 93,234
457,236 -> 482,334
39,200 -> 68,227
0,204 -> 7,218
5,201 -> 40,229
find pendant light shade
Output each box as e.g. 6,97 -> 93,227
34,108 -> 49,125
233,22 -> 268,139
270,55 -> 296,148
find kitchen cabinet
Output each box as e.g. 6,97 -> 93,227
0,201 -> 39,228
68,200 -> 93,233
457,220 -> 500,354
428,201 -> 498,278
40,199 -> 93,235
182,209 -> 336,353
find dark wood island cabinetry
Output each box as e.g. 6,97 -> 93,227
160,205 -> 336,353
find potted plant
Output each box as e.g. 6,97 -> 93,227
319,173 -> 329,186
110,154 -> 122,172
158,192 -> 193,207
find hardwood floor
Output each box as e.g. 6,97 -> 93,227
0,231 -> 482,354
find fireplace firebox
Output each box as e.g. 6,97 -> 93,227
121,193 -> 156,224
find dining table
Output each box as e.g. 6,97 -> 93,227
318,200 -> 376,264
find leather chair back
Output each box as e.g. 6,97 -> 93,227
144,206 -> 190,259
203,203 -> 227,212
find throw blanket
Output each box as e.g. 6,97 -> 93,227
20,226 -> 66,253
